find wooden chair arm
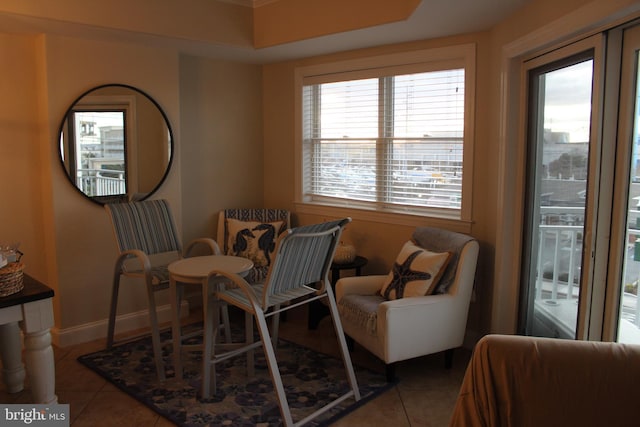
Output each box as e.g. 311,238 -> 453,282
184,238 -> 221,257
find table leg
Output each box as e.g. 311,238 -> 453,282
332,268 -> 340,284
170,277 -> 183,381
18,297 -> 56,404
201,279 -> 214,398
23,329 -> 57,404
0,322 -> 26,393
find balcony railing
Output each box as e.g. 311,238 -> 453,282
75,169 -> 125,197
535,225 -> 582,300
533,206 -> 640,342
623,228 -> 640,328
536,206 -> 584,300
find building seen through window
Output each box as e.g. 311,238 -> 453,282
69,110 -> 126,198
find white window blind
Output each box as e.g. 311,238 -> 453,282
302,68 -> 465,213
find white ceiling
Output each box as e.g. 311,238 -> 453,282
0,0 -> 531,63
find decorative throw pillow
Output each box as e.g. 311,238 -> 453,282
380,240 -> 451,300
226,219 -> 283,268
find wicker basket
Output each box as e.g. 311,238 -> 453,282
0,262 -> 24,297
334,242 -> 356,264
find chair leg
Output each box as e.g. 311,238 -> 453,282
213,279 -> 232,344
106,274 -> 121,349
445,348 -> 454,369
220,303 -> 232,344
270,304 -> 281,348
202,290 -> 217,398
324,287 -> 361,401
171,278 -> 185,382
254,309 -> 295,427
146,283 -> 166,381
245,312 -> 254,377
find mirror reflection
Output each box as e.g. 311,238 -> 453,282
59,84 -> 173,204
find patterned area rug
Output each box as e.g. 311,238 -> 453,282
78,326 -> 392,426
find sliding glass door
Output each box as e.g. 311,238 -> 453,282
519,48 -> 596,339
520,22 -> 640,344
612,24 -> 640,344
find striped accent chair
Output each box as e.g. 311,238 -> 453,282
211,218 -> 361,426
104,199 -> 220,380
217,208 -> 290,284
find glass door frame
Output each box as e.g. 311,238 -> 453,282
518,35 -> 606,340
603,21 -> 640,341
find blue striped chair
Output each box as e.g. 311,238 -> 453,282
210,218 -> 361,426
104,199 -> 221,380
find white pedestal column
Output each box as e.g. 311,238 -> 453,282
0,321 -> 26,393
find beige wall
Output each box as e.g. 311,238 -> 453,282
262,0 -> 640,338
42,35 -> 183,335
0,34 -> 49,286
0,32 -> 263,345
179,55 -> 264,242
2,0 -> 639,347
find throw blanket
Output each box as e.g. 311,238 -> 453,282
449,334 -> 640,427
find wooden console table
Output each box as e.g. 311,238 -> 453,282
0,274 -> 57,403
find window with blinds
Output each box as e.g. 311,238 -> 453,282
301,68 -> 465,214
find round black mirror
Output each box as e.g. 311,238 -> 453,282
58,84 -> 173,205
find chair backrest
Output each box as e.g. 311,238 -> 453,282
217,208 -> 291,254
105,199 -> 182,255
411,226 -> 477,294
261,218 -> 350,308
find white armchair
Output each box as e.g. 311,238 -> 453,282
336,226 -> 479,381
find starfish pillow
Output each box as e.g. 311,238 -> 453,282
380,240 -> 452,300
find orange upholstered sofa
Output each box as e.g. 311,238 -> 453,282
449,334 -> 640,427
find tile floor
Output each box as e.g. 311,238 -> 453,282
1,307 -> 470,426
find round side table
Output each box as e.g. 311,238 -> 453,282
168,255 -> 253,398
330,255 -> 368,283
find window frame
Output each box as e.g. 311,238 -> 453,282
65,94 -> 138,203
294,44 -> 476,230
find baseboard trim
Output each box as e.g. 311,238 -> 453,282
51,301 -> 189,348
